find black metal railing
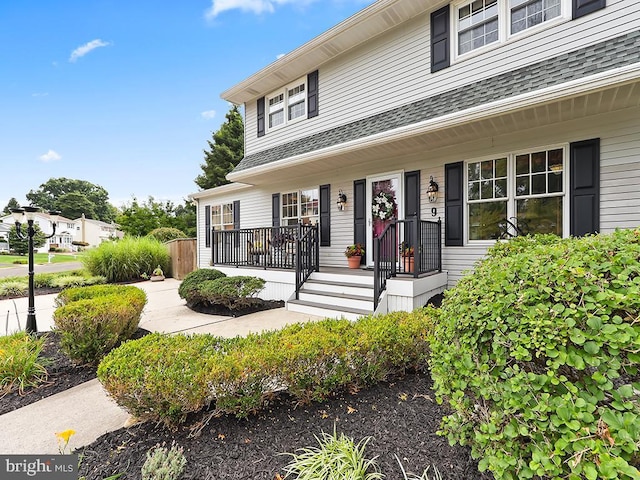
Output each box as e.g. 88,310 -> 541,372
295,224 -> 319,299
211,224 -> 318,271
373,219 -> 441,309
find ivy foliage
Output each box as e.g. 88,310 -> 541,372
430,229 -> 640,480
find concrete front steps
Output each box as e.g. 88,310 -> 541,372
287,270 -> 374,321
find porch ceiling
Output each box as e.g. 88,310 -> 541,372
231,77 -> 640,186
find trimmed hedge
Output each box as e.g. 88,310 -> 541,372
147,227 -> 187,243
183,276 -> 265,311
97,309 -> 433,425
430,229 -> 640,480
177,268 -> 226,300
54,285 -> 147,365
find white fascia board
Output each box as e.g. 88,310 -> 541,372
187,182 -> 254,201
227,63 -> 640,182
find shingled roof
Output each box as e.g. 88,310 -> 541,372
233,30 -> 640,173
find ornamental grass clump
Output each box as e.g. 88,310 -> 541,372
429,228 -> 640,480
82,236 -> 170,283
54,285 -> 147,365
0,332 -> 49,394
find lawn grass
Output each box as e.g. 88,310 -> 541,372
0,253 -> 82,266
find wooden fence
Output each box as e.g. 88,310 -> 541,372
165,238 -> 196,280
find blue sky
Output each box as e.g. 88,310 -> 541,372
0,0 -> 373,211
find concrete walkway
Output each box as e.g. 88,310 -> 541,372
0,279 -> 322,454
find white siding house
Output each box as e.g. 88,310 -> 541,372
190,0 -> 640,319
73,215 -> 124,247
0,212 -> 78,253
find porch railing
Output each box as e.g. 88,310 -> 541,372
211,224 -> 318,271
373,219 -> 442,310
295,225 -> 320,299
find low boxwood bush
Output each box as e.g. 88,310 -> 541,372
430,229 -> 640,480
82,236 -> 170,283
184,276 -> 265,311
54,285 -> 147,365
97,309 -> 433,425
177,268 -> 226,300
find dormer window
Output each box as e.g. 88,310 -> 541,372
268,93 -> 285,128
457,0 -> 499,55
510,0 -> 561,34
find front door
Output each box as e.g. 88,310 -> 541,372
366,172 -> 403,265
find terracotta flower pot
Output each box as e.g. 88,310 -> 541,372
347,256 -> 362,269
403,256 -> 414,273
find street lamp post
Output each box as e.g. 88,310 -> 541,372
11,206 -> 60,334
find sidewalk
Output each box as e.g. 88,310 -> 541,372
0,278 -> 322,454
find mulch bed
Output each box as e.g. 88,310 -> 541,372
188,299 -> 285,317
0,286 -> 64,301
78,371 -> 493,480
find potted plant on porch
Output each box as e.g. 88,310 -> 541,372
400,242 -> 414,273
344,243 -> 365,269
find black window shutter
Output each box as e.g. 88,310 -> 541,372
319,184 -> 331,246
307,70 -> 319,119
233,200 -> 240,229
431,5 -> 450,73
404,170 -> 421,245
257,97 -> 266,137
445,162 -> 464,246
353,180 -> 366,259
573,0 -> 606,19
272,193 -> 280,227
570,139 -> 600,236
205,205 -> 211,248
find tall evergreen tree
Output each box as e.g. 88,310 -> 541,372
195,105 -> 244,190
2,197 -> 20,215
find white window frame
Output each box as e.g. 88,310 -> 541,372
211,203 -> 234,231
281,187 -> 319,226
464,143 -> 569,244
265,77 -> 307,133
452,0 -> 570,62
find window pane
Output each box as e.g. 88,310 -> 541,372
516,176 -> 530,196
289,101 -> 305,120
548,172 -> 563,193
481,180 -> 494,199
516,154 -> 530,174
511,0 -> 561,34
468,182 -> 480,200
517,196 -> 562,235
469,201 -> 507,240
468,162 -> 480,181
495,178 -> 507,198
495,157 -> 507,177
481,160 -> 494,179
269,110 -> 284,128
531,173 -> 546,194
531,151 -> 546,172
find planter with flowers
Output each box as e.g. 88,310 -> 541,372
150,265 -> 165,282
400,242 -> 414,273
344,243 -> 365,269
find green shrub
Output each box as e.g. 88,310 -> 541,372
49,274 -> 106,289
177,268 -> 226,300
98,309 -> 434,425
141,442 -> 187,480
430,229 -> 640,480
184,276 -> 265,310
147,227 -> 187,243
54,285 -> 147,365
82,237 -> 170,283
0,332 -> 49,394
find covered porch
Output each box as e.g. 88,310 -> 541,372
210,220 -> 445,318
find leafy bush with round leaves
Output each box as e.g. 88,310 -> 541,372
54,285 -> 147,365
430,229 -> 640,480
147,227 -> 187,243
177,268 -> 226,300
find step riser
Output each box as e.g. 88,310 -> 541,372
303,282 -> 372,297
297,292 -> 374,311
287,302 -> 363,321
309,272 -> 374,286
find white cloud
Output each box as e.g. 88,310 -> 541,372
69,39 -> 111,63
206,0 -> 316,19
39,150 -> 61,163
201,109 -> 217,120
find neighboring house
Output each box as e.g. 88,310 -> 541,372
0,212 -> 78,253
190,0 -> 640,320
0,223 -> 10,251
73,214 -> 123,247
